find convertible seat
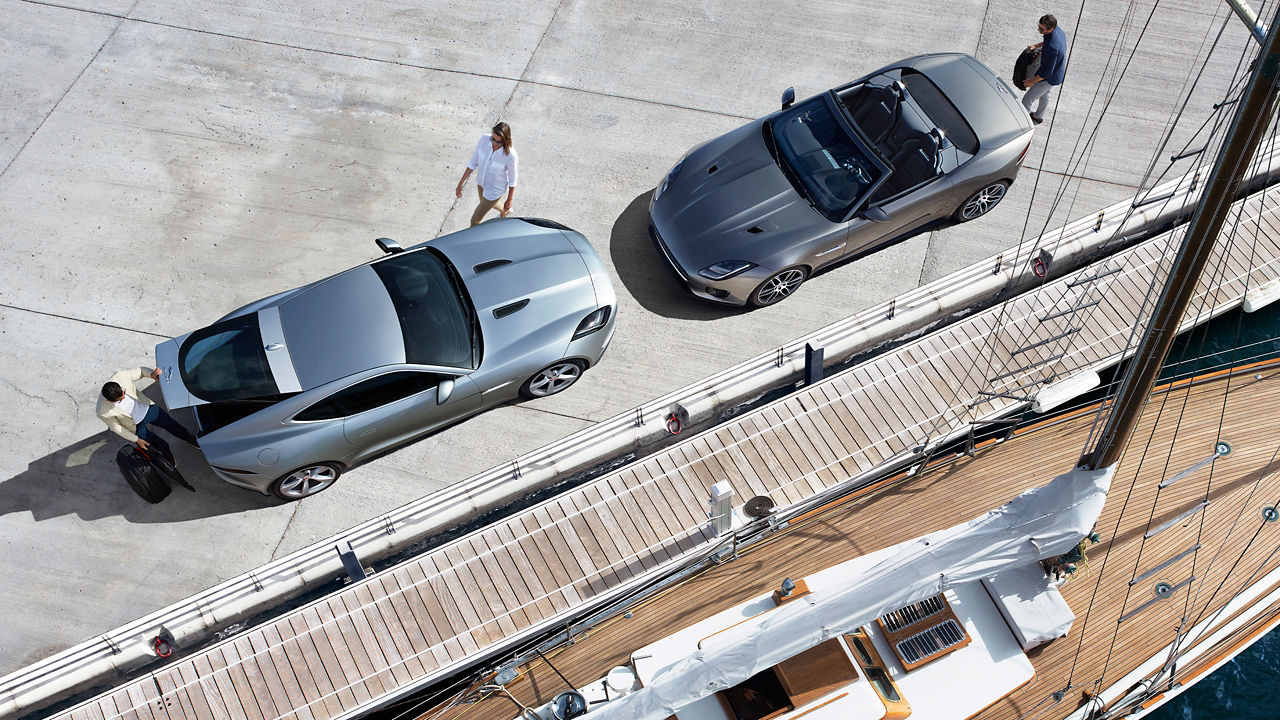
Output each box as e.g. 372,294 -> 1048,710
847,84 -> 899,145
876,130 -> 939,199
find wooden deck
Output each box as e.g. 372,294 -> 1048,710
456,360 -> 1280,720
46,190 -> 1280,720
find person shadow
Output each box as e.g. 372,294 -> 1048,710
0,432 -> 275,522
0,385 -> 275,523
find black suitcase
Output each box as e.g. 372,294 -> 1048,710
143,444 -> 195,492
1013,48 -> 1041,90
116,445 -> 171,503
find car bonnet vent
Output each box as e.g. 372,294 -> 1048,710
747,226 -> 764,234
474,259 -> 511,274
707,164 -> 719,174
493,299 -> 529,319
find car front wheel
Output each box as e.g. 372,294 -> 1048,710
271,462 -> 341,501
750,266 -> 809,307
521,360 -> 585,399
953,181 -> 1009,222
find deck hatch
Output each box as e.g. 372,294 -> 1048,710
895,619 -> 966,665
878,595 -> 945,632
877,593 -> 971,670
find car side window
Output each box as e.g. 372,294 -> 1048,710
294,371 -> 448,421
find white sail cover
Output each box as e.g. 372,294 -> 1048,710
590,466 -> 1114,720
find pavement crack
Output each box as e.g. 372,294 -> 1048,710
0,302 -> 169,338
270,503 -> 304,560
1,0 -> 140,181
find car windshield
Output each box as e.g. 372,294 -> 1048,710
372,247 -> 479,369
178,314 -> 278,402
767,97 -> 885,221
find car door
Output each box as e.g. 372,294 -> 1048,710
294,369 -> 482,462
843,174 -> 955,259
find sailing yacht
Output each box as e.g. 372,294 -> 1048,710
412,6 -> 1280,720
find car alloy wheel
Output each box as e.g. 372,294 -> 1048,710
751,267 -> 809,307
521,360 -> 584,399
955,181 -> 1009,222
272,462 -> 341,500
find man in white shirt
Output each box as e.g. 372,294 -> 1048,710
454,122 -> 518,226
97,367 -> 198,454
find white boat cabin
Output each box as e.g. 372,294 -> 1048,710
524,563 -> 1073,720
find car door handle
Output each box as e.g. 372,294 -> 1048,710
815,243 -> 846,257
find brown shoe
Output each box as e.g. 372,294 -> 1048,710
1030,113 -> 1044,125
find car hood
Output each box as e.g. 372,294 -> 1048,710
429,220 -> 601,363
653,121 -> 828,271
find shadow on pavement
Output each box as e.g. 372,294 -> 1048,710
0,432 -> 276,523
609,191 -> 748,321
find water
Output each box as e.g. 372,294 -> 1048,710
1143,300 -> 1280,720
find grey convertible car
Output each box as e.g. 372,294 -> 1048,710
155,218 -> 616,500
650,53 -> 1034,306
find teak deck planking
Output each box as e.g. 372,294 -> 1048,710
459,365 -> 1280,720
46,192 -> 1280,720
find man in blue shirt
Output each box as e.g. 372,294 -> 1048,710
1022,14 -> 1067,124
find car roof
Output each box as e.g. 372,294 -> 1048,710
278,265 -> 405,389
903,53 -> 1026,147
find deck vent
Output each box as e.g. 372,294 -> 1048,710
877,593 -> 970,670
894,619 -> 966,666
474,259 -> 512,274
744,495 -> 775,518
493,299 -> 530,319
878,596 -> 945,632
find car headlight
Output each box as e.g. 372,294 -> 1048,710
698,260 -> 757,281
572,306 -> 612,340
654,160 -> 685,200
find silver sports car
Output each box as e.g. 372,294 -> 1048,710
650,53 -> 1034,307
155,218 -> 617,500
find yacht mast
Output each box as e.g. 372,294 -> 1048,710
1079,8 -> 1280,470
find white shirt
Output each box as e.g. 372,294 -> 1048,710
116,394 -> 149,425
467,134 -> 518,201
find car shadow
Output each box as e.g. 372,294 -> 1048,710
610,191 -> 956,315
609,191 -> 749,321
0,431 -> 277,523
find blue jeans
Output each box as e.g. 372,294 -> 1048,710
136,403 -> 197,454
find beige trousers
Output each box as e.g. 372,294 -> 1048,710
470,186 -> 504,226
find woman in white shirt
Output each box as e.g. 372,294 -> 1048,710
455,122 -> 519,226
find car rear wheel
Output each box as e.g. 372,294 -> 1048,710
750,266 -> 809,307
953,181 -> 1009,222
271,462 -> 341,501
521,360 -> 585,399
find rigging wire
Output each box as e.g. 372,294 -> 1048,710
914,0 -> 1107,448
1049,0 -> 1251,692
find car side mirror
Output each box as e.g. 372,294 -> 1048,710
376,237 -> 404,254
781,87 -> 796,109
436,378 -> 455,404
861,206 -> 891,223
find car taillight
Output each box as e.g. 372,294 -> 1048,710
1017,140 -> 1032,165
